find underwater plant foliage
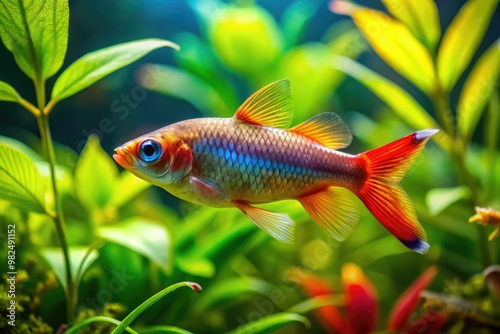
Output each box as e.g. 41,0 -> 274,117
0,0 -> 499,333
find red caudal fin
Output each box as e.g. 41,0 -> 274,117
356,129 -> 438,253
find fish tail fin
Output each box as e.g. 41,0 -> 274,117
355,129 -> 438,254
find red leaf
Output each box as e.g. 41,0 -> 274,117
342,263 -> 378,334
387,265 -> 438,330
287,268 -> 347,333
406,311 -> 448,334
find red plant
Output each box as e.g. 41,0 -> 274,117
292,264 -> 447,334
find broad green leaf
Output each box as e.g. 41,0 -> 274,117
111,282 -> 201,334
227,313 -> 310,334
332,2 -> 436,93
333,56 -> 451,151
0,0 -> 68,80
75,135 -> 118,209
138,64 -> 232,117
0,81 -> 20,102
195,277 -> 275,312
51,39 -> 179,103
0,143 -> 48,213
458,39 -> 500,143
382,0 -> 440,53
0,135 -> 44,162
109,172 -> 151,207
425,186 -> 470,216
97,218 -> 172,273
41,246 -> 99,293
176,256 -> 215,278
437,0 -> 499,90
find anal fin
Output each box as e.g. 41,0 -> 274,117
235,201 -> 295,244
298,187 -> 359,241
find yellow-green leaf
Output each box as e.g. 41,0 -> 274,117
51,39 -> 179,104
0,81 -> 20,102
97,218 -> 172,273
41,247 -> 99,294
458,39 -> 500,143
0,143 -> 49,213
331,2 -> 436,93
108,171 -> 151,208
382,0 -> 440,53
437,0 -> 499,91
333,56 -> 451,151
0,0 -> 68,80
75,135 -> 118,209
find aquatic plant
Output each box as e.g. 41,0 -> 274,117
329,0 -> 499,265
288,265 -> 444,333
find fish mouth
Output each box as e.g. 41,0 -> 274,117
113,147 -> 134,168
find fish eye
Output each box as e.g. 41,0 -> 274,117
139,139 -> 162,163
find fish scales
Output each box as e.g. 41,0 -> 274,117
114,79 -> 437,252
174,118 -> 359,203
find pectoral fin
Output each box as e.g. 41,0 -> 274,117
190,176 -> 225,199
299,187 -> 359,241
235,201 -> 295,244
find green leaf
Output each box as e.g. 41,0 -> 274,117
0,81 -> 20,102
332,2 -> 436,93
333,56 -> 451,151
75,135 -> 118,209
458,39 -> 500,143
111,282 -> 201,334
437,0 -> 499,91
176,256 -> 215,278
195,277 -> 274,312
138,64 -> 232,117
109,172 -> 151,207
51,39 -> 179,103
139,326 -> 194,334
0,135 -> 44,162
382,0 -> 440,53
65,316 -> 138,334
97,218 -> 172,273
41,246 -> 99,293
227,313 -> 310,334
0,0 -> 68,80
425,186 -> 470,216
0,143 -> 48,213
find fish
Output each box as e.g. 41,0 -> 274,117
113,79 -> 437,253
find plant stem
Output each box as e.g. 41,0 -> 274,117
432,84 -> 491,267
34,78 -> 76,322
432,86 -> 455,138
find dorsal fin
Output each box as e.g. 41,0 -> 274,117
290,112 -> 352,149
234,79 -> 294,129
